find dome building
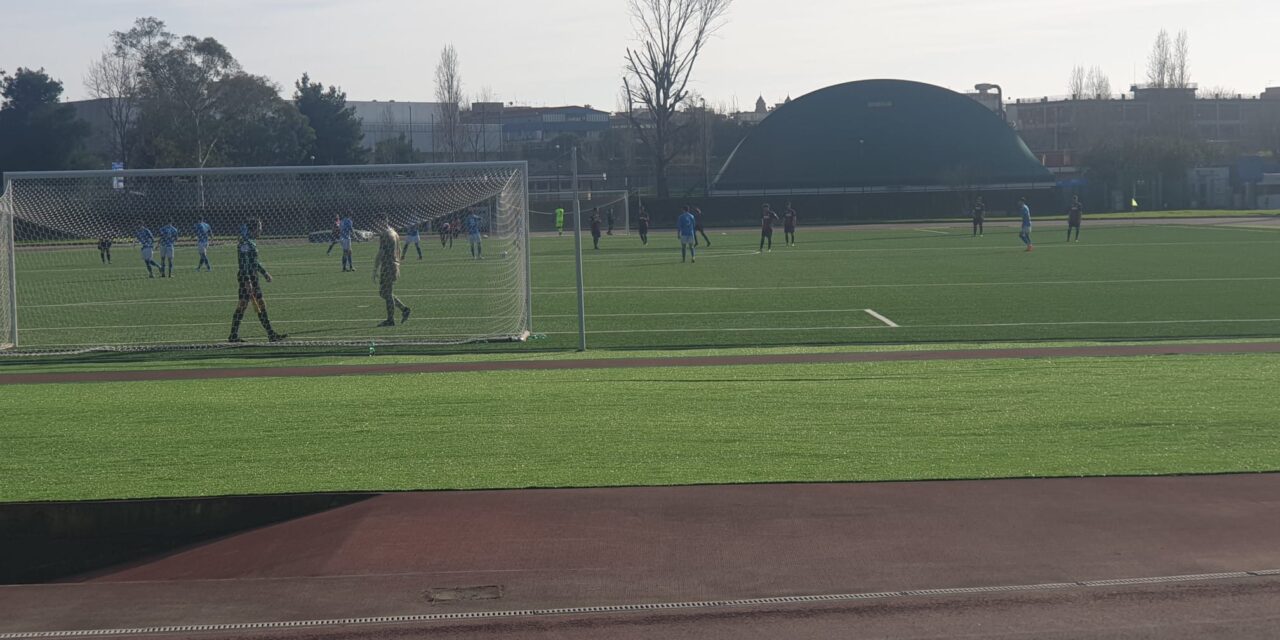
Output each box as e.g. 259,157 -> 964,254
714,79 -> 1054,196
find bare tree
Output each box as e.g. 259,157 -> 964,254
1086,66 -> 1112,99
84,49 -> 139,165
434,44 -> 465,161
1203,86 -> 1237,99
1067,65 -> 1086,99
1171,30 -> 1191,88
1146,29 -> 1171,88
623,0 -> 733,198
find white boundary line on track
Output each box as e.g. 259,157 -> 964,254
913,228 -> 950,235
2,570 -> 1275,639
864,309 -> 901,328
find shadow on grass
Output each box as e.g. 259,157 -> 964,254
0,493 -> 373,584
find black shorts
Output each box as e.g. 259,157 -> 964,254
1068,220 -> 1081,228
237,274 -> 263,302
784,226 -> 795,233
762,228 -> 773,237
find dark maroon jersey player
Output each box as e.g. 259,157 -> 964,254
759,204 -> 780,252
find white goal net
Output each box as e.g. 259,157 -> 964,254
0,162 -> 531,354
529,190 -> 629,235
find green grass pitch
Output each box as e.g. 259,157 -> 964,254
8,221 -> 1280,353
2,354 -> 1278,502
1,221 -> 1278,502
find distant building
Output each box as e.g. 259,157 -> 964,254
493,105 -> 611,143
348,100 -> 502,156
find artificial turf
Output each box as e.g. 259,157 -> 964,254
2,352 -> 1277,502
7,221 -> 1280,355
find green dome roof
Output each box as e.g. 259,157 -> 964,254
715,79 -> 1053,192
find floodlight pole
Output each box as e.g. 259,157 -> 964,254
571,147 -> 587,351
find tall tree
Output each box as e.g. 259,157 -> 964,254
1086,66 -> 1112,99
114,18 -> 241,167
83,49 -> 140,165
1067,65 -> 1086,99
215,74 -> 315,167
434,44 -> 465,161
0,68 -> 90,174
1170,30 -> 1191,89
1146,29 -> 1172,88
623,0 -> 733,197
294,73 -> 366,165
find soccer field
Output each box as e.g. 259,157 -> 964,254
10,220 -> 1280,352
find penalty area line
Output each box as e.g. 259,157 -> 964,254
864,309 -> 900,328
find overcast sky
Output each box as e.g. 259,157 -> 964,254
2,0 -> 1277,110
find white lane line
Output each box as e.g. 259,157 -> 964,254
1,570 -> 1274,639
864,309 -> 900,328
913,228 -> 950,235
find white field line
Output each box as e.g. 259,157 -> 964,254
864,309 -> 900,328
18,276 -> 1280,310
913,228 -> 950,235
532,276 -> 1280,295
523,239 -> 1280,262
23,309 -> 884,332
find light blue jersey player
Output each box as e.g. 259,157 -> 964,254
340,214 -> 356,272
677,205 -> 697,263
158,223 -> 179,277
136,223 -> 161,278
194,220 -> 213,271
465,211 -> 483,260
402,220 -> 423,260
1018,198 -> 1033,252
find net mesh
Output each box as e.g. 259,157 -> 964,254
529,191 -> 629,235
0,163 -> 530,354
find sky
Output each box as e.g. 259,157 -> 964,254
2,0 -> 1277,111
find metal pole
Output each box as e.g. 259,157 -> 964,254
572,148 -> 587,352
521,162 -> 533,337
3,178 -> 18,349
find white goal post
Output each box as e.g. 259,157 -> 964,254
0,162 -> 532,354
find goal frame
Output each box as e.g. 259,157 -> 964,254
0,161 -> 532,353
530,190 -> 631,235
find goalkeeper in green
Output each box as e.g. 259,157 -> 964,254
228,219 -> 287,343
374,214 -> 412,327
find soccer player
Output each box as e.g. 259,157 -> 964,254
782,202 -> 798,246
439,218 -> 453,248
373,214 -> 412,327
555,207 -> 566,236
590,209 -> 602,250
693,206 -> 711,247
402,219 -> 424,260
1018,197 -> 1034,252
1067,195 -> 1083,242
325,214 -> 340,255
677,205 -> 697,263
97,236 -> 112,264
194,218 -> 213,271
339,212 -> 356,272
759,203 -> 780,252
606,208 -> 615,236
135,222 -> 161,278
228,218 -> 287,343
158,221 -> 179,277
466,209 -> 483,259
972,196 -> 986,237
637,206 -> 650,245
